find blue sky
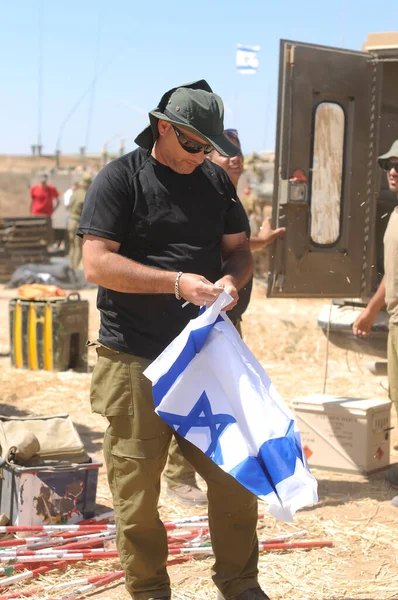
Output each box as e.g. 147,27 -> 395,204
1,1 -> 395,155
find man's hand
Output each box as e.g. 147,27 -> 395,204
179,274 -> 224,307
352,277 -> 385,338
258,218 -> 286,246
214,275 -> 239,311
353,308 -> 377,337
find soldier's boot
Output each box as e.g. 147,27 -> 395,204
167,483 -> 207,506
385,465 -> 398,487
216,587 -> 270,600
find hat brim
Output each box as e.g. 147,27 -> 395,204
135,111 -> 240,158
378,157 -> 389,169
378,141 -> 398,167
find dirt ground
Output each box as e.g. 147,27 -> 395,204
0,282 -> 397,599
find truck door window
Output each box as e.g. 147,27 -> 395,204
310,102 -> 345,245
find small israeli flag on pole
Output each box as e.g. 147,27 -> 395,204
144,292 -> 318,522
236,44 -> 260,74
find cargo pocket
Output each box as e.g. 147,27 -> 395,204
90,343 -> 133,417
110,434 -> 169,460
105,431 -> 171,511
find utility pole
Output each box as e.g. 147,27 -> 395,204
37,1 -> 43,156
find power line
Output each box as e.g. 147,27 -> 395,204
103,114 -> 146,147
84,12 -> 102,151
55,52 -> 119,154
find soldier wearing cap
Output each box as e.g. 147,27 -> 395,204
78,81 -> 269,600
354,140 -> 398,505
67,174 -> 92,269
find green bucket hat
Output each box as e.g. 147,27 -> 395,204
378,140 -> 398,169
134,79 -> 239,157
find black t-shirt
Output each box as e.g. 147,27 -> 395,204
227,222 -> 252,323
78,148 -> 249,359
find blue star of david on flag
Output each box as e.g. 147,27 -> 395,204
158,391 -> 236,459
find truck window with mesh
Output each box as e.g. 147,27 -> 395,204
310,102 -> 345,245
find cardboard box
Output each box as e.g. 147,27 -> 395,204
0,460 -> 101,526
292,395 -> 391,474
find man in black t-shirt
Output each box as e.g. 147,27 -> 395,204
78,80 -> 269,600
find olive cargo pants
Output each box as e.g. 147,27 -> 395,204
67,218 -> 83,270
388,323 -> 398,418
90,344 -> 259,600
164,436 -> 197,488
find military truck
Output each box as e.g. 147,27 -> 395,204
267,32 -> 398,361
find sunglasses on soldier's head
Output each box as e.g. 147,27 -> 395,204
224,128 -> 239,140
382,160 -> 398,172
172,125 -> 213,155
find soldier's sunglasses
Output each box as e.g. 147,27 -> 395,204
172,125 -> 213,155
224,128 -> 240,142
382,160 -> 398,172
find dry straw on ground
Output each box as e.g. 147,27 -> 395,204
0,282 -> 397,599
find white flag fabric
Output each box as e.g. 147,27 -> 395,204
144,292 -> 318,522
236,44 -> 260,74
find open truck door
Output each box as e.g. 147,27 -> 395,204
268,40 -> 380,298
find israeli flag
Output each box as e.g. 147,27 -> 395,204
144,292 -> 318,522
236,44 -> 260,74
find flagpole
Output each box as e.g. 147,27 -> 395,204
234,86 -> 240,133
263,79 -> 272,150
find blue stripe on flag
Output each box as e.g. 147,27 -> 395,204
226,420 -> 299,498
230,456 -> 275,496
152,315 -> 223,406
237,45 -> 259,53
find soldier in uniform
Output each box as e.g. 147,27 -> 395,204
67,175 -> 92,269
354,140 -> 398,505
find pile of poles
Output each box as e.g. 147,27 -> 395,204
0,511 -> 333,600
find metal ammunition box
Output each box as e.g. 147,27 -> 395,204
0,460 -> 101,526
9,294 -> 88,372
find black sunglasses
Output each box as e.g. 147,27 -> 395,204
224,128 -> 239,140
382,159 -> 398,172
172,125 -> 213,155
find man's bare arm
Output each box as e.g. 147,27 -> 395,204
220,232 -> 253,288
82,234 -> 224,306
214,232 -> 253,310
249,218 -> 286,252
353,276 -> 386,337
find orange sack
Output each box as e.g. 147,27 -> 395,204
16,284 -> 67,301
